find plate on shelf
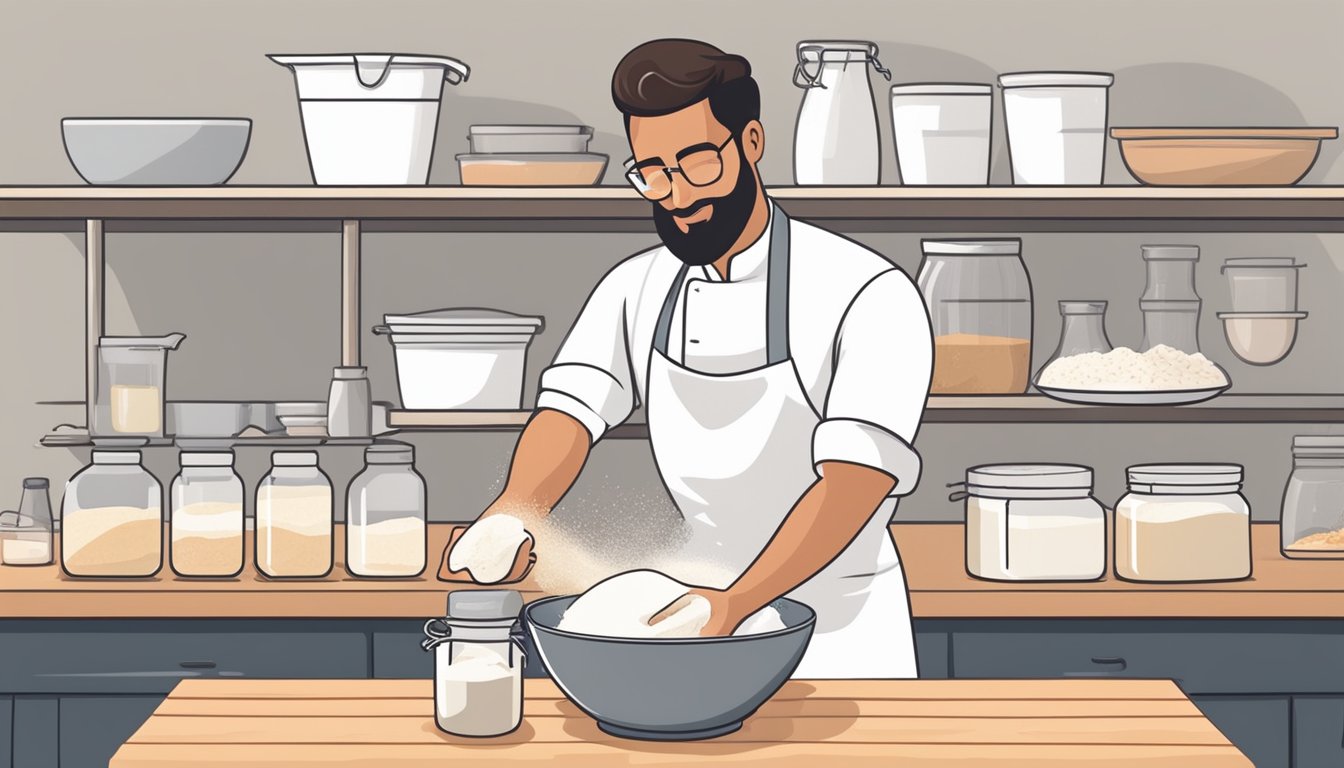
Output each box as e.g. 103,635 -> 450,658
1034,382 -> 1231,406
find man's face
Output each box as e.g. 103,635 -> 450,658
628,101 -> 764,266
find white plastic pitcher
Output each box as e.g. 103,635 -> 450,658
793,41 -> 891,185
269,53 -> 470,185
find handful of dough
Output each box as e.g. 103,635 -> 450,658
557,569 -> 788,639
448,514 -> 533,585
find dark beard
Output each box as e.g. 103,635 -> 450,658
651,144 -> 759,267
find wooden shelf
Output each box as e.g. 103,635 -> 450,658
6,185 -> 1344,232
386,395 -> 1344,433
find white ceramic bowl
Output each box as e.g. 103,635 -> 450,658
1218,312 -> 1307,366
62,118 -> 251,185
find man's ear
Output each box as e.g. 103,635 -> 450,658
742,119 -> 765,163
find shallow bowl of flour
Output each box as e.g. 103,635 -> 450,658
524,595 -> 815,741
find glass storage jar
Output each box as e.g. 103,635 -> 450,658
955,464 -> 1106,581
91,333 -> 185,438
61,451 -> 163,577
1115,464 -> 1251,582
256,451 -> 333,579
422,590 -> 526,737
171,451 -> 244,578
1281,436 -> 1344,558
347,443 -> 427,578
1036,301 -> 1113,385
917,239 -> 1032,394
0,478 -> 55,566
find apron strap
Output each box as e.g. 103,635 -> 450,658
651,202 -> 792,362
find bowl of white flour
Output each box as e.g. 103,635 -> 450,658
523,589 -> 815,741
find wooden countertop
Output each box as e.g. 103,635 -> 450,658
1,523 -> 1339,619
109,678 -> 1249,767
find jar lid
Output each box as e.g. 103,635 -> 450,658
1127,463 -> 1243,487
22,478 -> 49,490
92,450 -> 142,465
333,366 -> 367,379
921,239 -> 1021,256
798,40 -> 879,58
891,83 -> 991,96
1142,245 -> 1200,261
448,590 -> 523,621
966,464 -> 1094,491
1221,257 -> 1304,271
181,451 -> 234,467
366,442 -> 414,464
272,451 -> 319,467
1292,436 -> 1344,456
998,71 -> 1114,88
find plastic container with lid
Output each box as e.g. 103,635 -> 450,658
1115,464 -> 1251,582
374,308 -> 545,410
60,451 -> 163,578
889,83 -> 992,185
422,590 -> 526,737
347,443 -> 427,578
0,478 -> 55,566
256,451 -> 333,579
171,451 -> 244,578
1281,436 -> 1344,558
955,464 -> 1106,582
917,239 -> 1033,394
998,72 -> 1114,184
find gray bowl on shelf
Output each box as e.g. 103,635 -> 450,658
524,595 -> 815,741
61,118 -> 251,185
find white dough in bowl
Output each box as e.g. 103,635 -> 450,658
557,569 -> 790,639
448,514 -> 531,584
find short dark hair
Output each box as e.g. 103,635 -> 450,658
611,39 -> 760,134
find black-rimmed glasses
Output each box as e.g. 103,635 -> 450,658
624,135 -> 736,201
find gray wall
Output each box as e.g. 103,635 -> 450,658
2,0 -> 1342,532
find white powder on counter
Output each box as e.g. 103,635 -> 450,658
1038,345 -> 1228,391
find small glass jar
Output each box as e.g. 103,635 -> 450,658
61,451 -> 163,578
0,478 -> 55,566
423,590 -> 525,737
1281,436 -> 1344,558
917,239 -> 1033,394
171,452 -> 244,578
347,443 -> 427,578
256,451 -> 333,579
957,464 -> 1106,582
1116,464 -> 1251,582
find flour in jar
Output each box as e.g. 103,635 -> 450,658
256,485 -> 332,577
434,641 -> 522,737
347,516 -> 425,576
62,506 -> 162,576
171,501 -> 244,576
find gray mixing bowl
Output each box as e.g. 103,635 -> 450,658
524,595 -> 815,741
62,118 -> 251,185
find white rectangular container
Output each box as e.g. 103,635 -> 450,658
999,72 -> 1113,185
890,84 -> 992,185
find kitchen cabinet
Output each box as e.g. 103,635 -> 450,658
11,697 -> 57,768
1293,697 -> 1344,768
0,697 -> 10,768
1191,696 -> 1291,768
59,697 -> 163,768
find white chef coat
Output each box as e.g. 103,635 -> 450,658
537,204 -> 931,492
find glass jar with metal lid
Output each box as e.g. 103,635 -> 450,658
917,239 -> 1033,395
422,589 -> 526,737
954,463 -> 1106,582
1281,436 -> 1344,558
256,451 -> 333,579
346,442 -> 427,578
171,451 -> 244,578
61,450 -> 163,578
1115,464 -> 1251,582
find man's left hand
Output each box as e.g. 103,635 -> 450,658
687,587 -> 751,637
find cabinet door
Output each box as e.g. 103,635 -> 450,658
1191,696 -> 1290,768
915,631 -> 950,678
1293,697 -> 1344,768
0,696 -> 12,768
11,697 -> 57,768
58,697 -> 162,768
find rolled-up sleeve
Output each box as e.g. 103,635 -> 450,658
536,264 -> 638,443
813,269 -> 932,496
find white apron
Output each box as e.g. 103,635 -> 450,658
645,204 -> 918,679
